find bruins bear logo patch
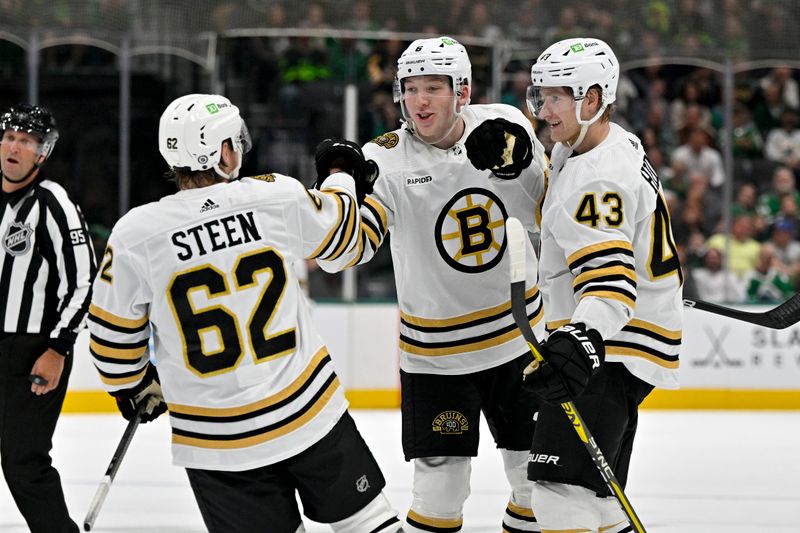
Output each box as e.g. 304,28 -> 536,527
371,132 -> 399,149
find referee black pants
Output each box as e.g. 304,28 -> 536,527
0,333 -> 78,533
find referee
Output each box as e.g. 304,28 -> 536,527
0,104 -> 95,533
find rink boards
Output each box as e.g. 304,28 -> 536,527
65,304 -> 800,412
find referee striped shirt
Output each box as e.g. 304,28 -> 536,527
0,173 -> 96,354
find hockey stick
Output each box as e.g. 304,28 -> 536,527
683,294 -> 800,329
505,217 -> 647,533
83,401 -> 146,532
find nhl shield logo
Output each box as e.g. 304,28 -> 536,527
3,222 -> 34,256
355,475 -> 370,493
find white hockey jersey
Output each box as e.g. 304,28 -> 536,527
319,104 -> 547,375
88,173 -> 360,470
539,123 -> 682,389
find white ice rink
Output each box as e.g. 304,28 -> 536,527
1,409 -> 799,533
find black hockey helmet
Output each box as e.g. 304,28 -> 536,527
0,103 -> 59,160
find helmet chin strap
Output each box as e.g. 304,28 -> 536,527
212,149 -> 243,180
3,158 -> 43,184
565,99 -> 607,153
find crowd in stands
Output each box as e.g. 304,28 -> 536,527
3,0 -> 800,303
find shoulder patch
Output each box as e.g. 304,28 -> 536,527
370,132 -> 399,149
251,174 -> 276,182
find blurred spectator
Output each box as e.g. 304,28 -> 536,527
671,80 -> 712,139
463,2 -> 501,41
745,243 -> 795,302
756,166 -> 800,226
706,215 -> 761,276
759,67 -> 800,111
768,218 -> 800,278
501,70 -> 533,116
637,100 -> 676,154
672,128 -> 726,188
367,39 -> 404,95
692,248 -> 746,303
678,170 -> 722,237
729,102 -> 763,159
764,108 -> 800,172
508,0 -> 552,43
731,182 -> 767,238
545,6 -> 586,44
752,81 -> 786,136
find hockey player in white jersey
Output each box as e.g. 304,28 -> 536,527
88,94 -> 402,533
519,38 -> 683,532
317,37 -> 547,532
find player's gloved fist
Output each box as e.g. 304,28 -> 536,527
522,323 -> 604,404
111,363 -> 167,423
465,118 -> 534,179
314,138 -> 379,205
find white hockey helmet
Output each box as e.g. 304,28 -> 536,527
393,36 -> 471,119
158,94 -> 252,180
527,38 -> 618,150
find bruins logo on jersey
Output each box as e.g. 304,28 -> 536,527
434,188 -> 508,273
250,174 -> 276,182
432,411 -> 469,434
370,132 -> 399,149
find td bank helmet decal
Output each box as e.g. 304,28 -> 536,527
434,187 -> 508,273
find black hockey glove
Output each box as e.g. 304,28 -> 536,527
522,323 -> 605,404
465,118 -> 534,179
314,138 -> 379,205
110,363 -> 167,424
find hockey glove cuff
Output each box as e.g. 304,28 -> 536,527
465,118 -> 534,179
111,363 -> 167,423
314,138 -> 379,205
522,323 -> 605,404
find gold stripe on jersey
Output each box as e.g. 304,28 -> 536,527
605,343 -> 680,369
545,319 -> 571,332
88,303 -> 148,330
573,264 -> 637,291
364,196 -> 388,235
625,318 -> 682,341
579,288 -> 636,309
400,305 -> 543,356
536,156 -> 549,228
170,376 -> 341,449
344,232 -> 368,268
401,286 -> 539,329
168,347 -> 330,417
304,188 -> 323,210
324,192 -> 358,261
362,218 -> 382,249
567,240 -> 634,271
308,191 -> 345,260
407,510 -> 463,529
89,336 -> 148,361
96,365 -> 148,386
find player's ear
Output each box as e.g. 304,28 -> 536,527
458,83 -> 471,107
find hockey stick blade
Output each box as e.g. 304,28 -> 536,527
83,401 -> 146,531
505,217 -> 648,533
684,293 -> 800,329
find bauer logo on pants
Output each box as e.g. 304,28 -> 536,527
3,222 -> 33,256
432,411 -> 469,434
